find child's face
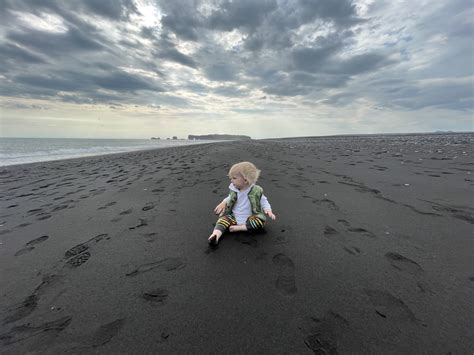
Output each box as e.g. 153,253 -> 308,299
230,174 -> 249,190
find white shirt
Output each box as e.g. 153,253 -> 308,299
223,183 -> 272,225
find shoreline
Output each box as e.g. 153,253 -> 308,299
0,141 -> 222,170
3,131 -> 472,170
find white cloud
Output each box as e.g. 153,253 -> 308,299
0,0 -> 472,138
12,10 -> 68,33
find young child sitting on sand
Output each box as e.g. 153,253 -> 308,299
208,161 -> 276,246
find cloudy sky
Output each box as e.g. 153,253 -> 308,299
0,0 -> 472,139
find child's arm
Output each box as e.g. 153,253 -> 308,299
214,196 -> 230,216
261,195 -> 276,220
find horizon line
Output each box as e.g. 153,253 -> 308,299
0,130 -> 472,141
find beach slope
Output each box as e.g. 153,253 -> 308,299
0,134 -> 473,353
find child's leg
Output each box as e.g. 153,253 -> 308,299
209,214 -> 236,244
214,214 -> 237,233
245,215 -> 265,231
230,214 -> 265,232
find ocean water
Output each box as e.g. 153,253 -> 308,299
0,138 -> 215,167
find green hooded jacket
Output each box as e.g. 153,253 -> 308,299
224,185 -> 266,221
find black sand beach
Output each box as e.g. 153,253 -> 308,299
1,133 -> 473,353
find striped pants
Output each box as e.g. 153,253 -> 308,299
214,214 -> 265,232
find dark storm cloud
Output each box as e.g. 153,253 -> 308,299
262,72 -> 348,96
0,0 -> 472,115
80,0 -> 138,20
296,0 -> 362,27
155,0 -> 361,54
206,0 -> 359,34
243,30 -> 293,52
161,13 -> 200,41
0,43 -> 47,72
1,0 -> 138,21
7,27 -> 104,55
0,0 -> 172,106
291,43 -> 342,73
7,69 -> 165,106
157,0 -> 203,41
15,74 -> 87,92
240,0 -> 361,52
1,0 -> 115,63
0,82 -> 59,100
93,71 -> 164,92
159,48 -> 198,69
204,62 -> 237,82
141,29 -> 199,69
291,72 -> 347,88
263,83 -> 310,97
290,31 -> 357,73
207,0 -> 277,32
330,53 -> 393,75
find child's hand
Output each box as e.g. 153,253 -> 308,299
264,209 -> 276,220
214,201 -> 227,216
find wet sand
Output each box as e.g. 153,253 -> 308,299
0,133 -> 473,353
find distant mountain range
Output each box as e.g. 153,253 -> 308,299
188,134 -> 251,140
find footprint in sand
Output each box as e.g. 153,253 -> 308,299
312,198 -> 339,211
365,289 -> 418,322
142,288 -> 169,305
142,203 -> 154,211
337,219 -> 350,227
385,252 -> 423,274
88,319 -> 125,348
129,219 -> 147,230
14,247 -> 35,256
65,318 -> 125,351
14,236 -> 49,256
140,232 -> 158,241
300,311 -> 364,354
119,208 -> 133,215
52,204 -> 68,212
348,227 -> 376,238
0,316 -> 72,346
26,235 -> 49,246
343,246 -> 360,255
3,274 -> 63,325
66,252 -> 91,267
3,294 -> 39,324
236,234 -> 258,247
65,244 -> 89,258
272,253 -> 297,295
323,226 -> 338,237
126,257 -> 186,277
63,234 -> 108,268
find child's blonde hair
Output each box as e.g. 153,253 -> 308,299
228,161 -> 261,184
